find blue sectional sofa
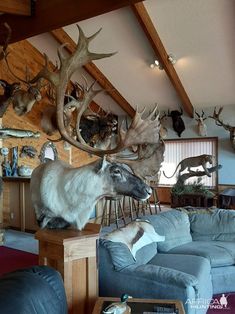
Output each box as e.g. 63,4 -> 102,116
99,209 -> 235,314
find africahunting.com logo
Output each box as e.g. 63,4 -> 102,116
186,294 -> 230,310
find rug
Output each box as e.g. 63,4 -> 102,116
0,246 -> 38,276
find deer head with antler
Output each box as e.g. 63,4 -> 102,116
28,25 -> 163,230
195,109 -> 207,137
159,111 -> 168,139
210,107 -> 235,150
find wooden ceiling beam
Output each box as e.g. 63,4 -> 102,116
51,28 -> 135,118
0,0 -> 144,45
132,2 -> 194,117
0,0 -> 31,16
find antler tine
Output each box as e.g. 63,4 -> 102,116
3,23 -> 11,50
89,79 -> 98,91
81,75 -> 89,90
75,81 -> 85,92
0,23 -> 11,60
57,43 -> 69,66
87,27 -> 102,42
202,109 -> 205,117
148,105 -> 159,121
58,25 -> 116,80
218,106 -> 224,115
30,53 -> 59,86
195,110 -> 200,118
139,107 -> 147,116
75,82 -> 104,144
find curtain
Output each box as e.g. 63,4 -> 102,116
159,138 -> 217,187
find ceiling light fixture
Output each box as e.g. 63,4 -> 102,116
150,53 -> 177,70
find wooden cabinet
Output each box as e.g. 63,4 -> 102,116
171,193 -> 214,208
2,177 -> 38,232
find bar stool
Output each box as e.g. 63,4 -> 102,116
101,195 -> 126,228
150,183 -> 161,213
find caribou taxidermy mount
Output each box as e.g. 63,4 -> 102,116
210,107 -> 235,150
31,158 -> 152,229
28,25 -> 162,230
195,110 -> 207,137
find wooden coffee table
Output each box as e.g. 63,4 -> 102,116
92,297 -> 185,314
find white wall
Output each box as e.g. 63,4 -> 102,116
162,104 -> 235,185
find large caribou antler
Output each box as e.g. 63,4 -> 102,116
28,25 -> 161,158
209,107 -> 235,150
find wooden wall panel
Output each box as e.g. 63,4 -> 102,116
0,39 -> 95,169
0,40 -> 98,226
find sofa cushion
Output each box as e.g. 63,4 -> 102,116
189,208 -> 235,241
212,265 -> 235,294
145,210 -> 192,252
102,220 -> 164,258
167,241 -> 235,267
132,264 -> 198,290
100,239 -> 157,271
149,253 -> 211,281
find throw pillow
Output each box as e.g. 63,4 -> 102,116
103,220 -> 165,259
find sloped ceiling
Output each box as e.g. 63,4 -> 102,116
62,0 -> 235,113
3,0 -> 235,115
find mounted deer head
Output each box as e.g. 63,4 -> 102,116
159,111 -> 168,139
12,80 -> 43,116
195,110 -> 207,137
210,107 -> 235,150
0,79 -> 20,117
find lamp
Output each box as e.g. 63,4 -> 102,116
168,53 -> 177,65
150,59 -> 163,70
150,53 -> 177,70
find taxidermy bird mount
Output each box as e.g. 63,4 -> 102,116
103,294 -> 132,314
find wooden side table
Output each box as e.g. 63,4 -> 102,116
35,223 -> 101,314
92,297 -> 185,314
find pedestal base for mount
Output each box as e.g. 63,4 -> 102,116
35,223 -> 101,314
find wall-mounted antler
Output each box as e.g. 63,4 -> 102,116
28,25 -> 116,155
0,23 -> 11,61
209,107 -> 235,150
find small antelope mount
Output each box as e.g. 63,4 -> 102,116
210,107 -> 235,151
195,110 -> 207,137
27,25 -> 164,230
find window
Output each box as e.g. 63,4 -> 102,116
159,137 -> 218,188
